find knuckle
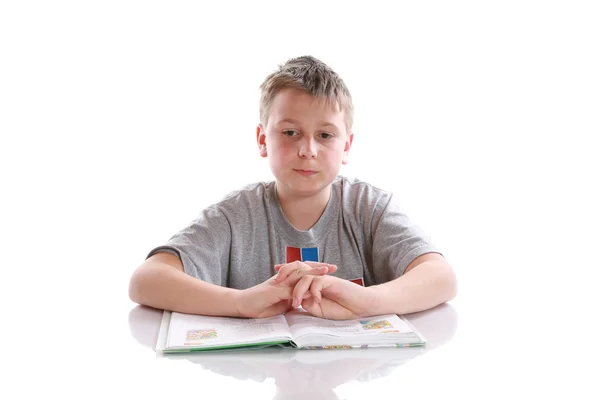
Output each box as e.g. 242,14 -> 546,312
302,276 -> 314,288
294,276 -> 308,288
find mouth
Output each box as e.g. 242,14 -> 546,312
294,169 -> 318,176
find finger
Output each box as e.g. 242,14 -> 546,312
300,297 -> 325,318
274,261 -> 326,272
304,262 -> 337,274
278,265 -> 329,287
273,261 -> 303,283
310,277 -> 326,304
275,261 -> 327,283
275,261 -> 333,278
292,275 -> 315,308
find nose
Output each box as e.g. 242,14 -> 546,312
298,137 -> 317,159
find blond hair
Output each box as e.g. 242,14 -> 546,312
259,55 -> 354,131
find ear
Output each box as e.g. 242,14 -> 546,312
342,132 -> 354,165
256,124 -> 268,158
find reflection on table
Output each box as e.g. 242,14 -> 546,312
129,303 -> 458,400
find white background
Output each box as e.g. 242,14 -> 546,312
1,1 -> 599,399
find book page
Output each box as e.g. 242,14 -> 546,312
166,312 -> 292,349
285,309 -> 414,340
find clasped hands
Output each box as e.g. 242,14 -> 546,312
235,261 -> 375,320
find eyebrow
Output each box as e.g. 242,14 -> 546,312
277,118 -> 339,130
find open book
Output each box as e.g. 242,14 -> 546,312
156,308 -> 426,353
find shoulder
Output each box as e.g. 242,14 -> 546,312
333,176 -> 396,229
210,181 -> 274,216
219,181 -> 273,203
334,175 -> 393,207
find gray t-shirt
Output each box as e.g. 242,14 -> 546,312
147,176 -> 441,289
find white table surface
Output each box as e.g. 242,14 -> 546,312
131,302 -> 458,399
10,287 -> 595,400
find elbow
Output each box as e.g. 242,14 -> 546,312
128,278 -> 139,304
128,268 -> 145,305
444,267 -> 458,303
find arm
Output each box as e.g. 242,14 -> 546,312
291,253 -> 457,319
128,252 -> 242,316
366,193 -> 457,315
129,252 -> 338,318
368,252 -> 457,315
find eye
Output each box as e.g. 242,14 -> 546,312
319,133 -> 334,139
283,130 -> 298,137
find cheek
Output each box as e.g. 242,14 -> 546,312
274,142 -> 296,157
267,142 -> 294,164
326,145 -> 346,160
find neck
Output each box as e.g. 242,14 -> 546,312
276,184 -> 331,231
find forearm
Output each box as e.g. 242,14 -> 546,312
128,263 -> 242,317
368,260 -> 457,315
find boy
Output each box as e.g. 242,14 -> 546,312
129,56 -> 457,320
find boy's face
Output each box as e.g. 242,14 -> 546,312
256,88 -> 353,199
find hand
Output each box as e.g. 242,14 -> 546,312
292,275 -> 376,320
234,261 -> 337,318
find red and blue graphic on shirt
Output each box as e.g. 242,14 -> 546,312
285,246 -> 364,286
285,246 -> 319,263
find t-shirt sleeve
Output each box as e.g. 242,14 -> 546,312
145,205 -> 231,286
371,194 -> 442,282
